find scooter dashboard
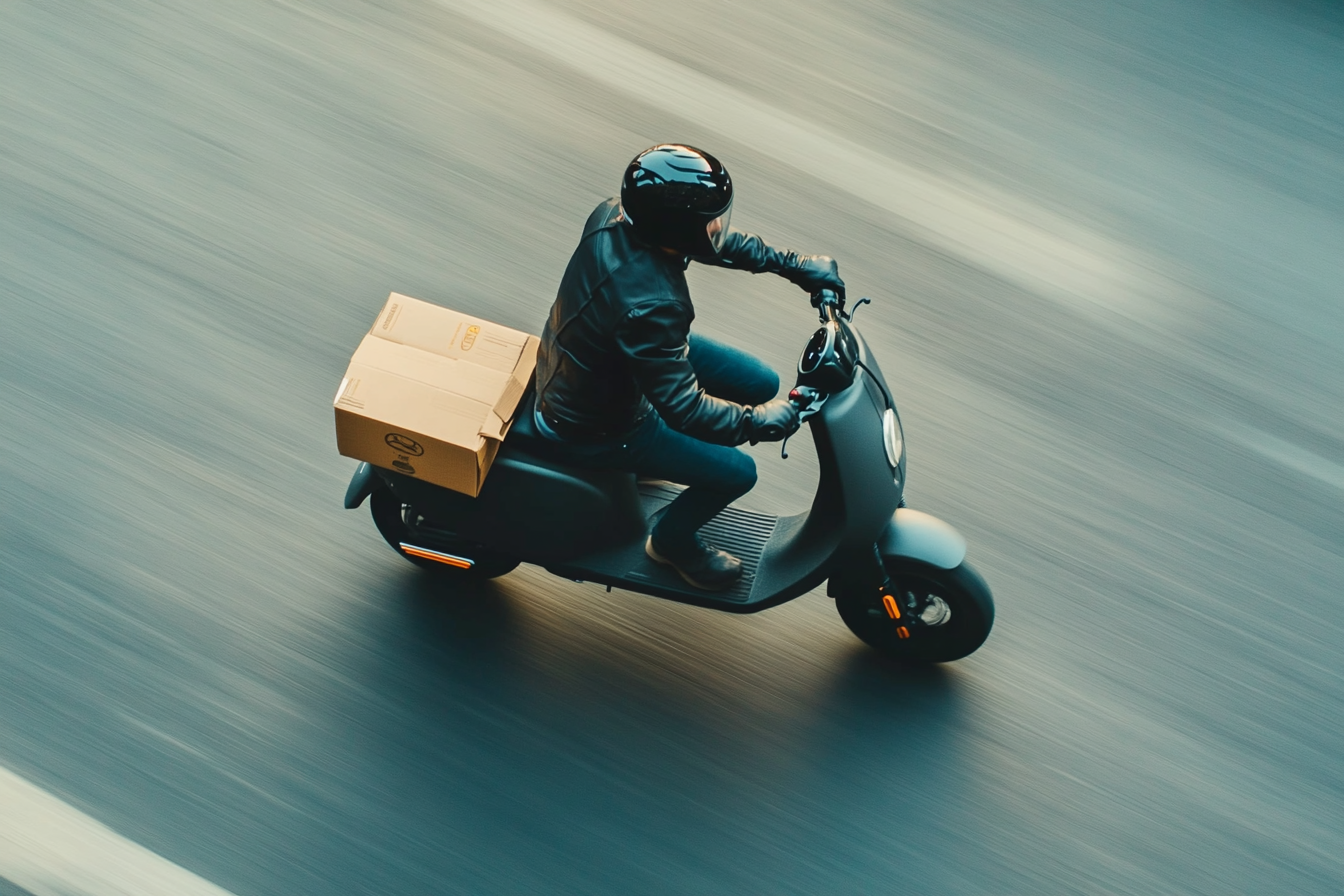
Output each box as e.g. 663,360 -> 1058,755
796,320 -> 858,394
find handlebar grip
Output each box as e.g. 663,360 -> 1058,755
811,289 -> 843,323
788,386 -> 820,409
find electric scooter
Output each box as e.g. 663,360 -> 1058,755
342,291 -> 994,663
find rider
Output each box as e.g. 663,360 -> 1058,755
533,144 -> 845,591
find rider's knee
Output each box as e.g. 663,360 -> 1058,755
724,451 -> 758,495
747,368 -> 781,405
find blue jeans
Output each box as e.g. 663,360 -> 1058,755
539,335 -> 780,550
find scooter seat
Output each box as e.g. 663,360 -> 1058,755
505,389 -> 542,443
497,389 -> 581,473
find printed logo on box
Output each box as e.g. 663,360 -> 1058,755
384,433 -> 424,456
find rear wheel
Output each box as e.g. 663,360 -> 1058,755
835,559 -> 994,663
369,486 -> 520,580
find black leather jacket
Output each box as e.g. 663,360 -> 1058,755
536,199 -> 813,445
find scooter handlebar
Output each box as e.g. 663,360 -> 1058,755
781,385 -> 826,459
788,386 -> 822,410
811,288 -> 844,322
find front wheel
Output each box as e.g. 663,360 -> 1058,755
835,559 -> 994,663
369,486 -> 520,580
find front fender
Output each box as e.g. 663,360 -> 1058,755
877,508 -> 967,570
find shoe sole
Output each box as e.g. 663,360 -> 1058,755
645,536 -> 742,592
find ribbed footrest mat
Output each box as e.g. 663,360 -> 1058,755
629,482 -> 778,603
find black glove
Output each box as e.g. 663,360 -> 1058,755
703,233 -> 845,302
783,255 -> 845,303
746,399 -> 802,445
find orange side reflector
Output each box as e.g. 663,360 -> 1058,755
882,594 -> 901,619
896,626 -> 910,639
399,544 -> 474,569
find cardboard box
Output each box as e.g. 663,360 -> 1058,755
334,293 -> 540,496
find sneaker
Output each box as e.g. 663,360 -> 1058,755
645,534 -> 743,591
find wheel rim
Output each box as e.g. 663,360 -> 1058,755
916,593 -> 952,626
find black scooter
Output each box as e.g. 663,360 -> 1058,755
342,292 -> 994,663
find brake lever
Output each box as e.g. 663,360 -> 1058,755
781,388 -> 827,459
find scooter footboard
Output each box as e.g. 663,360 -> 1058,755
877,508 -> 968,570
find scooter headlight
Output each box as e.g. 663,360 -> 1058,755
882,408 -> 904,471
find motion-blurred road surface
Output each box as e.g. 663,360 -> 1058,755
2,0 -> 1343,892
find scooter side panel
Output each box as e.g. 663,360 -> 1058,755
877,508 -> 968,570
379,452 -> 644,562
746,512 -> 839,609
814,368 -> 904,549
749,364 -> 901,603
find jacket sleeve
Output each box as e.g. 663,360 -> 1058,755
613,301 -> 753,446
695,229 -> 803,274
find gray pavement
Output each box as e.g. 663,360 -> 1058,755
2,0 -> 1342,892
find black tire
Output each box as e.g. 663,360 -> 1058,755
835,559 -> 994,663
369,487 -> 520,580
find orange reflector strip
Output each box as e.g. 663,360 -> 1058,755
896,626 -> 910,639
399,544 -> 474,569
882,594 -> 901,619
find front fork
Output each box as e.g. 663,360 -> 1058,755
827,507 -> 970,631
867,544 -> 916,640
842,543 -> 953,637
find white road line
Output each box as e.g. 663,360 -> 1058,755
436,0 -> 1169,321
0,765 -> 237,896
1235,429 -> 1344,494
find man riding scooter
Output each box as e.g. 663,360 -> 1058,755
533,144 -> 847,591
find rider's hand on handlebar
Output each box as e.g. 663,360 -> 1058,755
747,399 -> 802,445
784,255 -> 845,303
810,288 -> 843,313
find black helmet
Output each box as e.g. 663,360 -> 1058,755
620,144 -> 733,256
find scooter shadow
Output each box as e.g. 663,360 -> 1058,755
393,572 -> 520,661
339,567 -> 983,887
827,649 -> 957,706
809,647 -> 966,745
388,565 -> 965,736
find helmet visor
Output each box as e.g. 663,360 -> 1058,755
706,206 -> 732,254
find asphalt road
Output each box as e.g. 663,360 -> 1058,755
3,0 -> 1343,892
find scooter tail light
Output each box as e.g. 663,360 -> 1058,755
399,544 -> 474,569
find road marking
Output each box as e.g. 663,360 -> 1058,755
0,765 -> 237,896
1235,429 -> 1344,494
435,0 -> 1170,321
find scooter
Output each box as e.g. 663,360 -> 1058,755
342,291 -> 994,663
